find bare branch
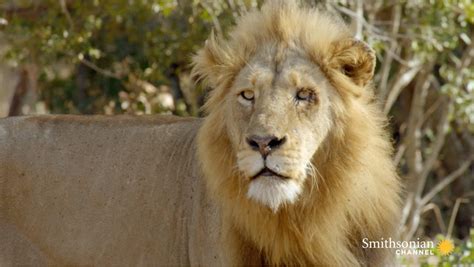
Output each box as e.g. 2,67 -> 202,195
398,68 -> 432,239
421,203 -> 446,234
8,64 -> 38,116
420,93 -> 442,126
446,198 -> 470,238
416,101 -> 452,197
393,144 -> 406,166
460,40 -> 474,70
420,159 -> 473,207
59,0 -> 74,30
377,3 -> 401,100
234,0 -> 249,13
354,0 -> 363,39
404,207 -> 421,240
383,65 -> 422,115
79,58 -> 122,80
333,5 -> 370,30
200,2 -> 222,35
401,68 -> 431,177
399,192 -> 414,233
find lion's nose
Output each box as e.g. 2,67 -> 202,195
246,135 -> 287,158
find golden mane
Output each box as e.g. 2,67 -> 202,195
194,1 -> 401,266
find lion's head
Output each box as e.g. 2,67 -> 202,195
193,2 -> 376,212
222,48 -> 342,212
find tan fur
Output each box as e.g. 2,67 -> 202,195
194,1 -> 400,266
0,115 -> 228,266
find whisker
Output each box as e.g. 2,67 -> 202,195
243,58 -> 256,73
305,162 -> 321,198
231,164 -> 244,197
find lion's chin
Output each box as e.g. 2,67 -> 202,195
247,176 -> 302,213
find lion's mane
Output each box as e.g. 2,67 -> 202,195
193,1 -> 401,266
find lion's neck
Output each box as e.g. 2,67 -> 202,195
223,154 -> 359,266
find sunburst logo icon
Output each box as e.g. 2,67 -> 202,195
437,239 -> 454,256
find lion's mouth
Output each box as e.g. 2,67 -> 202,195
251,167 -> 288,180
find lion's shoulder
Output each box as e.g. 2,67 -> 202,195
0,114 -> 201,138
1,114 -> 198,127
0,114 -> 203,170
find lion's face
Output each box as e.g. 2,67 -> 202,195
224,47 -> 337,212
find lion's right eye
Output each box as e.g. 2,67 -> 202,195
240,90 -> 255,101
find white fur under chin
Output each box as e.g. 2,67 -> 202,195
247,177 -> 302,213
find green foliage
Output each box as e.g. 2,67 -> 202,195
2,0 -> 246,114
377,0 -> 474,130
2,0 -> 472,122
419,229 -> 474,266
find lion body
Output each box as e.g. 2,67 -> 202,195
1,1 -> 401,266
0,115 -> 227,266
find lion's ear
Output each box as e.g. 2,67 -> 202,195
328,39 -> 376,87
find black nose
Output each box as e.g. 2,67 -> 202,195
246,135 -> 287,158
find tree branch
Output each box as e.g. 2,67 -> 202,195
79,58 -> 122,80
446,198 -> 470,238
383,64 -> 422,114
416,100 -> 452,197
421,203 -> 446,234
377,3 -> 401,101
354,0 -> 363,39
59,0 -> 74,30
420,159 -> 473,207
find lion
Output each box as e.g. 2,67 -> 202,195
0,1 -> 401,266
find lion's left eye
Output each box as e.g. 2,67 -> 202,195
296,89 -> 312,101
240,90 -> 255,101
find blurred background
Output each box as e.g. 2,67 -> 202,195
0,0 -> 473,265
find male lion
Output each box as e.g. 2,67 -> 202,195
0,1 -> 401,266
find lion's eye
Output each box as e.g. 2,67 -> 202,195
240,90 -> 255,101
296,89 -> 312,101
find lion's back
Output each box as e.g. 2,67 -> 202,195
0,115 -> 223,265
